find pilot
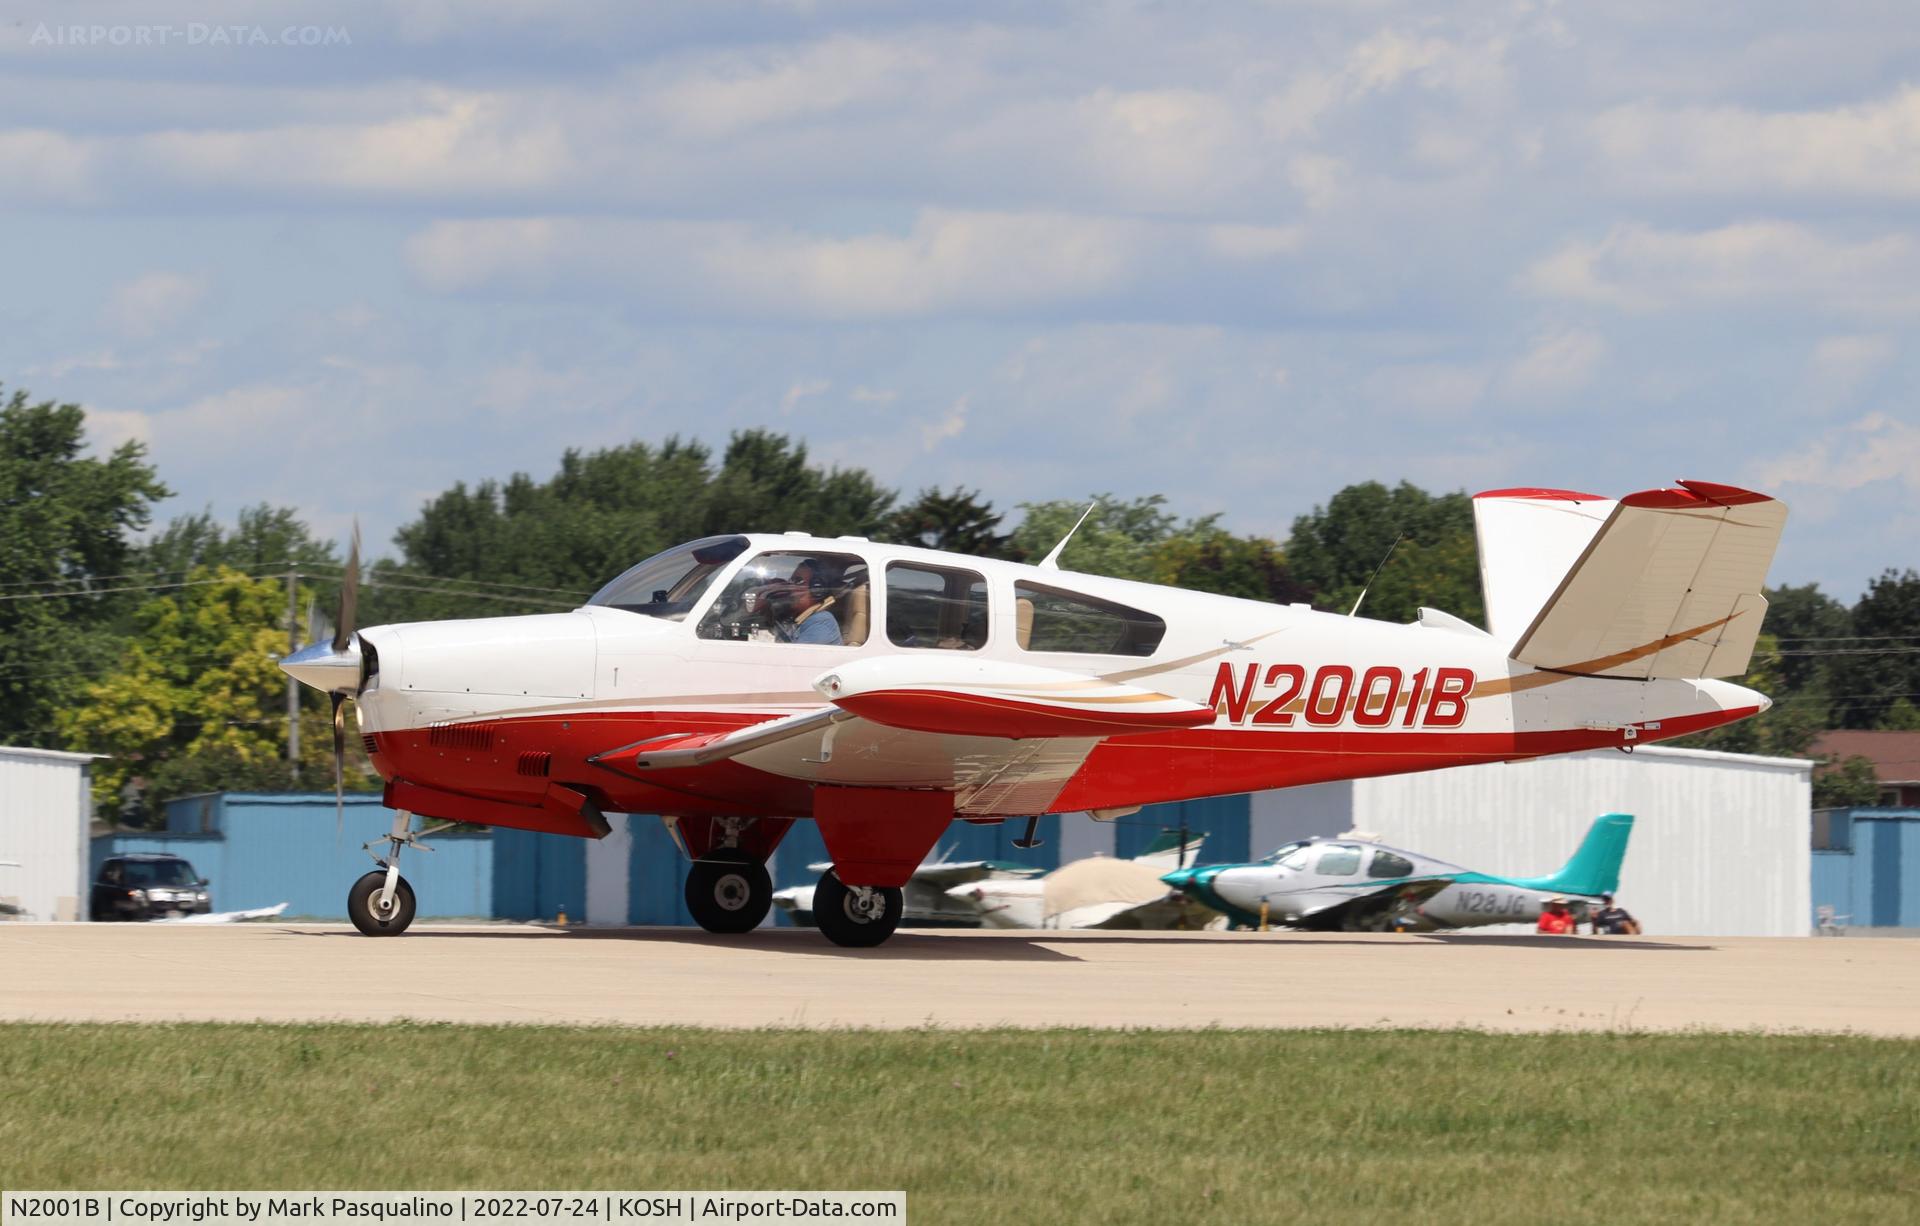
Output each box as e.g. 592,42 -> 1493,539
782,559 -> 843,645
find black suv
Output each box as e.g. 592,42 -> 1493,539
91,854 -> 212,921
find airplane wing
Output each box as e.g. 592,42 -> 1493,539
1074,894 -> 1221,930
587,655 -> 1216,816
1297,877 -> 1453,925
1509,480 -> 1786,680
802,857 -> 1046,887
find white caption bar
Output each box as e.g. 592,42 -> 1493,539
3,1194 -> 904,1226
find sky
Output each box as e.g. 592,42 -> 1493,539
2,1 -> 1915,602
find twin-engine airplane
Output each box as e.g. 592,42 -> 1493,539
282,480 -> 1786,947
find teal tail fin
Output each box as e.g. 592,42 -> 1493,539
1507,814 -> 1634,897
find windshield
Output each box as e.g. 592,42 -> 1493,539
1263,840 -> 1311,865
123,860 -> 199,887
588,536 -> 749,620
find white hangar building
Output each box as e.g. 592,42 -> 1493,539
1257,746 -> 1813,937
0,746 -> 98,922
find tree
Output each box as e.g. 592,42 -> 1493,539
1831,569 -> 1920,729
1285,481 -> 1483,626
1005,495 -> 1311,603
138,504 -> 339,577
0,387 -> 169,745
1814,754 -> 1884,809
54,567 -> 362,824
881,487 -> 1012,556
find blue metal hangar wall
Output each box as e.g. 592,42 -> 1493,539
91,792 -> 1243,924
88,745 -> 1867,935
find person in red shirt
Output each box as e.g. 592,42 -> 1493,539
1536,896 -> 1576,935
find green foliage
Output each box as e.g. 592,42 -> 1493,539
375,430 -> 897,623
1285,480 -> 1484,625
53,566 -> 359,824
1879,698 -> 1920,731
1763,583 -> 1852,704
0,387 -> 169,745
1830,569 -> 1920,729
1814,754 -> 1885,809
880,486 -> 1011,556
1005,496 -> 1308,602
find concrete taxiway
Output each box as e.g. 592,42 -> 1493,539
3,923 -> 1915,1034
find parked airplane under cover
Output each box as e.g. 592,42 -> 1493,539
281,481 -> 1786,947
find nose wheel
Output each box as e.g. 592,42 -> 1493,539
348,869 -> 416,936
685,853 -> 774,933
813,869 -> 903,948
347,808 -> 439,937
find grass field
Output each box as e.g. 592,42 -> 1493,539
2,1025 -> 1915,1224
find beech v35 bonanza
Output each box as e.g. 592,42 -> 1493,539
282,481 -> 1786,946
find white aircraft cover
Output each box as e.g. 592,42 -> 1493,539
1510,481 -> 1787,680
1042,857 -> 1171,923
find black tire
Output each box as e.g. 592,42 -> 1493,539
685,855 -> 773,934
812,870 -> 903,948
347,870 -> 416,936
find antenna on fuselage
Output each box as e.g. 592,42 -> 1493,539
1347,532 -> 1406,617
1038,500 -> 1100,570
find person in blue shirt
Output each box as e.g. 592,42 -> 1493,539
783,560 -> 843,645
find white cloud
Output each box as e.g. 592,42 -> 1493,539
1499,328 -> 1608,402
1521,222 -> 1920,314
1804,334 -> 1894,411
104,272 -> 208,338
921,395 -> 968,451
1756,412 -> 1920,494
1593,86 -> 1920,199
405,209 -> 1307,320
82,407 -> 150,454
1363,361 -> 1489,416
780,379 -> 831,414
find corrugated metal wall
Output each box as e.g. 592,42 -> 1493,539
100,792 -> 494,919
0,748 -> 92,921
1812,811 -> 1920,929
1352,747 -> 1812,937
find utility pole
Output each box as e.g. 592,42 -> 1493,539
286,568 -> 300,783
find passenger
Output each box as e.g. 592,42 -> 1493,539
1535,896 -> 1576,935
1590,892 -> 1641,935
783,560 -> 843,645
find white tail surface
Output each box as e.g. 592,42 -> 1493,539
1473,488 -> 1616,642
1509,480 -> 1786,680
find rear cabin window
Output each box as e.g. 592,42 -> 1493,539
1013,581 -> 1166,657
1370,850 -> 1415,878
886,563 -> 989,650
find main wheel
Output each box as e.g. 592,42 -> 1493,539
685,854 -> 773,934
347,870 -> 416,937
813,870 -> 903,948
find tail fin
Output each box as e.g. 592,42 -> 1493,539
1507,813 -> 1634,898
1472,488 -> 1615,642
1480,480 -> 1786,680
1130,830 -> 1207,870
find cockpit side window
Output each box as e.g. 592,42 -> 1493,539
886,563 -> 989,650
696,551 -> 871,646
1316,845 -> 1363,876
589,536 -> 748,621
1012,581 -> 1166,656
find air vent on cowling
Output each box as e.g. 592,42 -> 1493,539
361,735 -> 379,756
428,722 -> 495,751
516,750 -> 552,778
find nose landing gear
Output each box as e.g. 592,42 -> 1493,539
346,809 -> 443,937
813,869 -> 903,948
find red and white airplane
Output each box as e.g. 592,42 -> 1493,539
282,481 -> 1786,946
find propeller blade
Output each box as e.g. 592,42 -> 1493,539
332,691 -> 346,844
332,521 -> 360,654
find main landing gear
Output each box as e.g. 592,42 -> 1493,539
684,851 -> 774,934
813,869 -> 903,948
347,809 -> 439,937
